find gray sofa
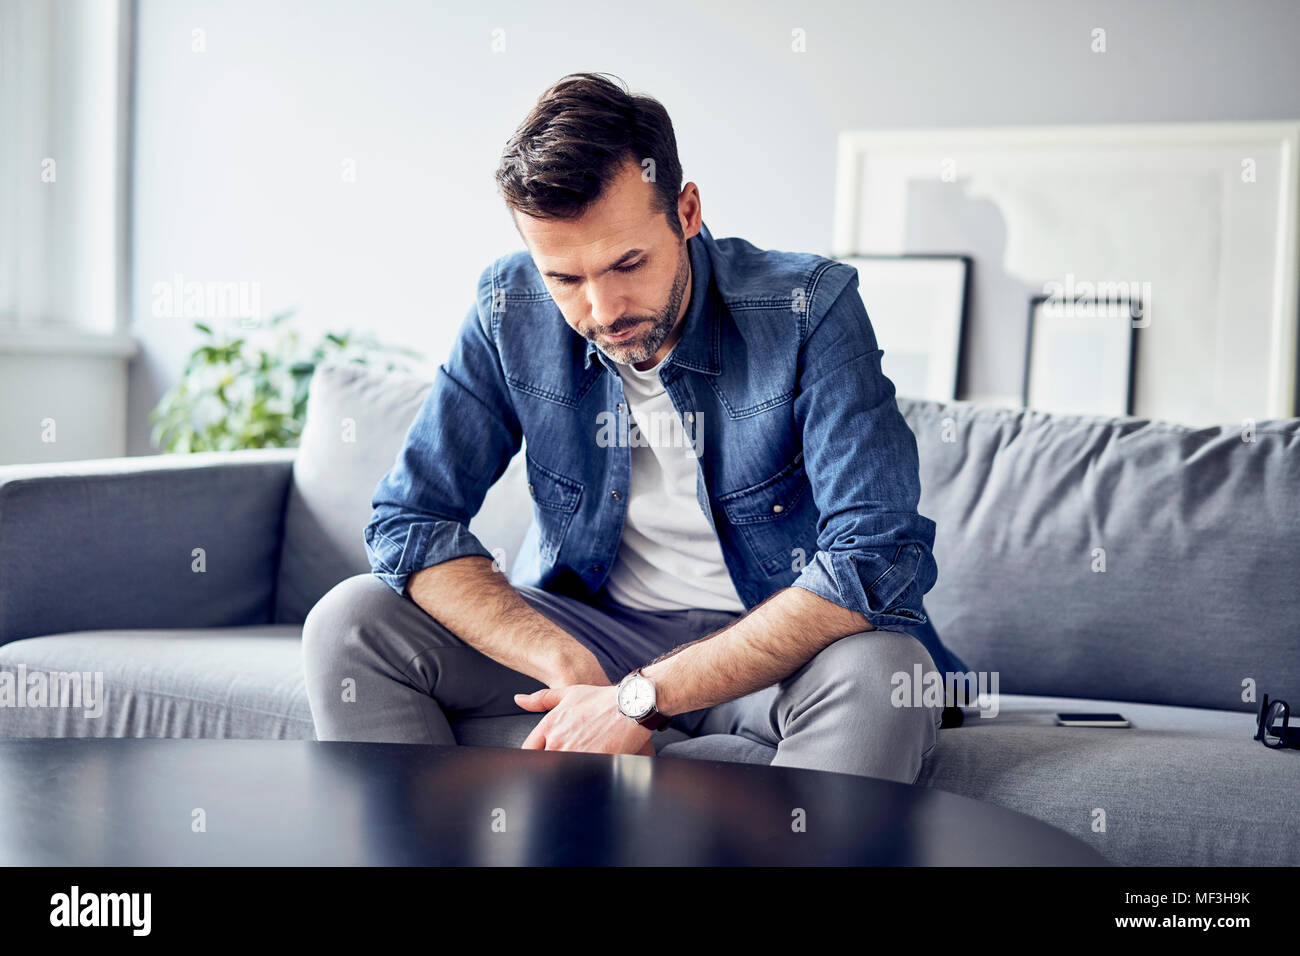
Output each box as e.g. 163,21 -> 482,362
2,362 -> 1297,867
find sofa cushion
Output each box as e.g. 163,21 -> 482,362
917,693 -> 1300,866
0,627 -> 316,739
898,398 -> 1300,713
273,362 -> 533,623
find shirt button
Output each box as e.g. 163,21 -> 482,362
771,503 -> 784,513
617,403 -> 626,412
610,490 -> 622,500
528,483 -> 535,496
592,564 -> 603,573
686,412 -> 694,422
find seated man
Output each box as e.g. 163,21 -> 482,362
302,71 -> 966,784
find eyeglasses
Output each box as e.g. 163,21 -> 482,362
1254,694 -> 1300,750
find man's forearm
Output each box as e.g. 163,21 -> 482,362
403,556 -> 606,687
641,586 -> 874,716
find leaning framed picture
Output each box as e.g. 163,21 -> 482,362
834,254 -> 970,402
1023,294 -> 1139,416
833,122 -> 1300,422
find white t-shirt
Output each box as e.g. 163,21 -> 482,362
603,349 -> 747,613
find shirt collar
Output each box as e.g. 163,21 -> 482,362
583,222 -> 721,376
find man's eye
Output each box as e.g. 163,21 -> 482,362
551,260 -> 643,286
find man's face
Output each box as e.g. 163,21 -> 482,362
514,160 -> 699,370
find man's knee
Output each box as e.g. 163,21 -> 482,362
810,629 -> 937,696
773,629 -> 942,782
810,629 -> 945,734
301,573 -> 401,666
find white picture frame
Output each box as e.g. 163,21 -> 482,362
833,122 -> 1300,423
835,254 -> 969,402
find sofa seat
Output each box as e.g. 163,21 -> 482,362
916,695 -> 1300,866
0,627 -> 316,740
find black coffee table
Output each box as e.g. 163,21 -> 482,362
0,739 -> 1106,865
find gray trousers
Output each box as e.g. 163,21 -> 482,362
301,573 -> 944,784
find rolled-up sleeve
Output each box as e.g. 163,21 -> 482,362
364,262 -> 523,596
788,267 -> 938,630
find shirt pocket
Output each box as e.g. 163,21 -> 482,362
718,450 -> 815,576
524,450 -> 583,565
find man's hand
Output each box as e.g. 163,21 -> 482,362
546,649 -> 611,690
515,684 -> 655,756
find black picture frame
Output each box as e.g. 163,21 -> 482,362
1022,293 -> 1141,416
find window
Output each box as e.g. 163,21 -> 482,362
0,0 -> 131,338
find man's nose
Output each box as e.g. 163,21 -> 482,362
586,281 -> 627,327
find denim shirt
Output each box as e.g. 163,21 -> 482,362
365,221 -> 967,677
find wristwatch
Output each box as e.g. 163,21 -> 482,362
617,667 -> 671,731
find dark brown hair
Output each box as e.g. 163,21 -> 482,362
495,72 -> 684,239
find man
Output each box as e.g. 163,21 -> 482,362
302,72 -> 967,783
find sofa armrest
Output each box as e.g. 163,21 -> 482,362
0,448 -> 298,645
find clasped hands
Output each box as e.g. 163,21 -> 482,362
515,654 -> 655,757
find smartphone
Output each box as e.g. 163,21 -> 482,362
1056,712 -> 1131,727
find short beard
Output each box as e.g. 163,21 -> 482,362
594,241 -> 690,368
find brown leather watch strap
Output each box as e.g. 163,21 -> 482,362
637,708 -> 671,731
626,667 -> 671,731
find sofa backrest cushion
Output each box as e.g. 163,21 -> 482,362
273,362 -> 533,623
898,397 -> 1300,712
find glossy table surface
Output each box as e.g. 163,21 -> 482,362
0,739 -> 1107,865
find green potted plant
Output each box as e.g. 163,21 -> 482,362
149,309 -> 425,453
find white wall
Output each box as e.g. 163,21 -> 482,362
126,0 -> 1300,453
0,347 -> 129,462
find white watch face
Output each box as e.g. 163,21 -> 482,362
618,676 -> 655,719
